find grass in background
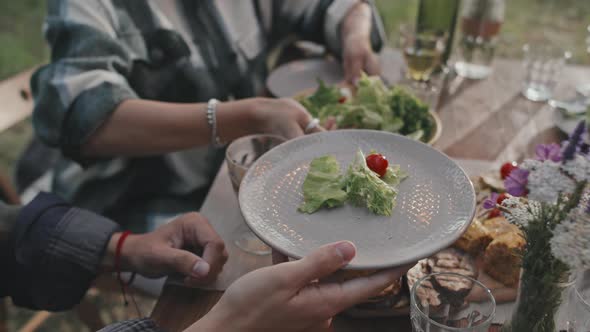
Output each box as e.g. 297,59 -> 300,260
375,0 -> 590,64
0,0 -> 47,80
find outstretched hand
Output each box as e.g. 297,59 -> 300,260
190,241 -> 412,332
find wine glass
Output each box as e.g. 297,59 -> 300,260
226,134 -> 286,255
410,272 -> 496,332
400,24 -> 446,84
575,25 -> 590,100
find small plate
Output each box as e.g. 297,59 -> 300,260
553,106 -> 582,134
239,130 -> 476,269
266,58 -> 344,98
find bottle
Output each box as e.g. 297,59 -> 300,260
415,0 -> 461,67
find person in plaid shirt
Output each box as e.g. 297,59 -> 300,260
30,0 -> 385,230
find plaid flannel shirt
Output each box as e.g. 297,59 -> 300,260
32,0 -> 383,229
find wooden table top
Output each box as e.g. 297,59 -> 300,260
151,55 -> 590,331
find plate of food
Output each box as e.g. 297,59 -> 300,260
266,57 -> 344,98
238,129 -> 476,269
296,74 -> 442,145
339,165 -> 524,317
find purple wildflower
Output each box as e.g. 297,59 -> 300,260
562,120 -> 586,162
505,168 -> 529,197
535,143 -> 562,162
580,142 -> 590,155
483,193 -> 499,209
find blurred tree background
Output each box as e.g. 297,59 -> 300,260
1,0 -> 589,81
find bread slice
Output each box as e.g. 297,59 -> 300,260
483,232 -> 525,287
453,218 -> 493,255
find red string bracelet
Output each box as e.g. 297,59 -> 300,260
115,231 -> 141,316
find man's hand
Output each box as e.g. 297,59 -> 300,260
190,241 -> 413,332
106,212 -> 228,286
341,2 -> 380,83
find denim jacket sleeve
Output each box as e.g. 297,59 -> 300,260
3,192 -> 120,311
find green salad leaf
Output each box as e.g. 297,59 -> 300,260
382,164 -> 409,187
336,104 -> 383,130
299,73 -> 434,143
344,150 -> 401,216
298,155 -> 348,214
299,151 -> 408,216
389,86 -> 433,138
300,79 -> 342,117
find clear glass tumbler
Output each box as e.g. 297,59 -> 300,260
226,134 -> 286,255
454,0 -> 505,80
410,272 -> 496,332
567,270 -> 590,332
521,43 -> 571,102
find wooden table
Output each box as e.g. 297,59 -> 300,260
151,57 -> 590,331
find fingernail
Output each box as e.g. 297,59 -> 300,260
333,241 -> 356,263
191,260 -> 210,278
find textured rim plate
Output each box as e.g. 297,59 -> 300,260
239,130 -> 476,269
266,58 -> 343,98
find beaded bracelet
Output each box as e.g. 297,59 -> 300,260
207,98 -> 223,148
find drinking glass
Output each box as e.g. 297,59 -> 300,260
400,24 -> 446,83
226,134 -> 286,255
567,271 -> 590,332
575,25 -> 590,99
410,272 -> 496,332
454,0 -> 505,80
521,43 -> 571,102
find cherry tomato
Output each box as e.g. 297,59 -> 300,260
496,193 -> 508,205
500,162 -> 518,180
488,208 -> 501,219
366,153 -> 388,177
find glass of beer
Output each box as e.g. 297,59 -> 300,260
226,134 -> 286,255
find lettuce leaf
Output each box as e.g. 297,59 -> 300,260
298,155 -> 348,213
301,79 -> 342,117
382,164 -> 409,187
299,151 -> 408,216
344,150 -> 400,216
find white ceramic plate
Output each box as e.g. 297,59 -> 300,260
266,58 -> 344,98
239,130 -> 476,269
